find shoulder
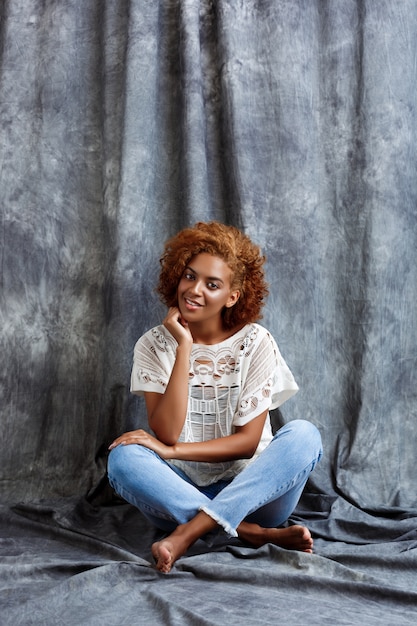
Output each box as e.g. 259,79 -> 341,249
134,324 -> 177,355
237,323 -> 277,351
236,322 -> 273,339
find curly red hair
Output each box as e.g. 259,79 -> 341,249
157,222 -> 268,329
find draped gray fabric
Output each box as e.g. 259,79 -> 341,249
1,1 -> 417,624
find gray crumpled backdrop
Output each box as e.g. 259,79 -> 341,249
1,1 -> 417,624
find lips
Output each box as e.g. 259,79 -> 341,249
184,297 -> 202,309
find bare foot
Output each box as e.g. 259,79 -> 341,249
265,524 -> 314,553
151,530 -> 191,573
152,512 -> 219,573
238,522 -> 314,553
152,540 -> 174,573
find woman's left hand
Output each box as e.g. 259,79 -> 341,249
108,429 -> 173,459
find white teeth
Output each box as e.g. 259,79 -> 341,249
186,298 -> 200,306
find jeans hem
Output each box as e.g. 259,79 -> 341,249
200,505 -> 238,538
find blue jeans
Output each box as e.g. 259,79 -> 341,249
107,419 -> 322,538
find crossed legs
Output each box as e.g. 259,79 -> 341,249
108,419 -> 322,573
152,512 -> 314,573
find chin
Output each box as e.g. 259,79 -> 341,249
177,303 -> 191,320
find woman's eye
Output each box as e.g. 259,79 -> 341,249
184,273 -> 194,280
207,282 -> 219,290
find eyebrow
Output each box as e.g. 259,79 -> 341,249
185,266 -> 225,285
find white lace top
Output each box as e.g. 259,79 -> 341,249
130,323 -> 299,486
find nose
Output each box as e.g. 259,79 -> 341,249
189,279 -> 203,295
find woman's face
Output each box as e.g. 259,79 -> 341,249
177,253 -> 239,325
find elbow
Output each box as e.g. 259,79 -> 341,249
151,425 -> 180,447
148,415 -> 182,447
242,449 -> 257,460
239,443 -> 258,459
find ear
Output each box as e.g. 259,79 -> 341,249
226,290 -> 240,308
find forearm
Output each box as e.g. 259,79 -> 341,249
169,433 -> 258,463
166,411 -> 268,462
109,412 -> 268,463
147,344 -> 191,444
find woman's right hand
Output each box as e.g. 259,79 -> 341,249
144,307 -> 192,445
163,307 -> 193,348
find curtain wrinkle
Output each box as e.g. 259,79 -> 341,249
175,0 -> 211,223
330,0 -> 417,509
95,1 -> 131,459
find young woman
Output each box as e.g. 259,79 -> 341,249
108,221 -> 322,574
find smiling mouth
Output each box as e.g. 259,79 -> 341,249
184,297 -> 202,308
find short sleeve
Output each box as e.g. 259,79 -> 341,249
233,327 -> 299,427
130,326 -> 177,396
